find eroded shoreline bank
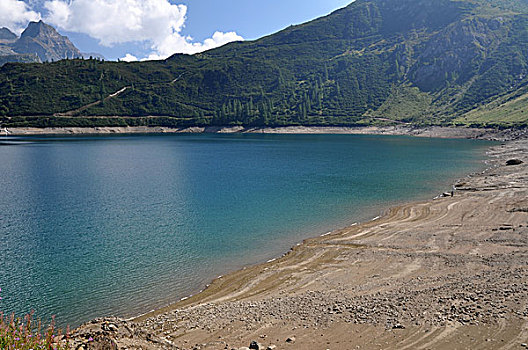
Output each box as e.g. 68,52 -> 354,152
63,131 -> 528,350
4,125 -> 527,141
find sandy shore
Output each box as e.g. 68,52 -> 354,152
67,134 -> 528,350
5,125 -> 527,141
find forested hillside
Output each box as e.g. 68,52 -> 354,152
1,0 -> 528,128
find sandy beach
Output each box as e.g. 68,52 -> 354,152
64,131 -> 528,350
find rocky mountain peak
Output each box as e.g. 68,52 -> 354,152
0,27 -> 17,41
13,20 -> 82,62
21,20 -> 60,39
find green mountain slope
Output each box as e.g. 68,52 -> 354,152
455,81 -> 528,126
1,0 -> 528,128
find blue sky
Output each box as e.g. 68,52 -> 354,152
0,0 -> 352,61
178,1 -> 352,40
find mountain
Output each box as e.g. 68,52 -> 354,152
1,0 -> 528,128
0,21 -> 82,66
0,28 -> 19,59
0,53 -> 40,67
12,21 -> 82,62
0,27 -> 17,42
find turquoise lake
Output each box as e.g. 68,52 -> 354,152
0,133 -> 492,327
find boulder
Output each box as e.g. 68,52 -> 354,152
249,341 -> 263,349
86,336 -> 117,350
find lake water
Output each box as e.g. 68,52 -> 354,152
0,133 -> 492,327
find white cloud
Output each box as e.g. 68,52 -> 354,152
0,0 -> 41,34
44,0 -> 186,46
121,53 -> 138,62
44,0 -> 243,60
149,30 -> 243,59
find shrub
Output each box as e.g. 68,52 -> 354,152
0,289 -> 70,350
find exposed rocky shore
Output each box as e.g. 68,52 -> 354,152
63,133 -> 528,350
5,125 -> 527,141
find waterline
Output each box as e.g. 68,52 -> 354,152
0,133 -> 493,327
